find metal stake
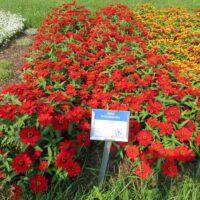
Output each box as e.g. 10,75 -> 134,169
98,140 -> 112,187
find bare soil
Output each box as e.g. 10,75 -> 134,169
0,34 -> 34,90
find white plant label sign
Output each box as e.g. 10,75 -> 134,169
90,109 -> 130,142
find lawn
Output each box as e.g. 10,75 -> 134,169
0,0 -> 200,27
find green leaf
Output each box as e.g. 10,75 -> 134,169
47,146 -> 53,163
4,161 -> 11,171
37,77 -> 47,90
10,96 -> 21,105
180,94 -> 193,103
41,125 -> 51,136
67,122 -> 73,135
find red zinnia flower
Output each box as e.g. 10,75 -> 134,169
20,101 -> 36,115
143,89 -> 158,100
130,103 -> 141,112
0,104 -> 18,120
121,45 -> 130,52
59,140 -> 76,154
129,119 -> 140,134
146,118 -> 159,128
30,174 -> 48,193
135,162 -> 152,180
38,113 -> 52,126
38,103 -> 54,114
55,150 -> 73,169
175,146 -> 195,162
164,106 -> 180,122
20,126 -> 40,145
77,132 -> 90,147
175,127 -> 191,142
126,145 -> 139,160
12,153 -> 32,173
38,161 -> 48,171
146,101 -> 162,114
163,148 -> 176,161
161,161 -> 178,177
158,122 -> 173,135
79,121 -> 90,131
66,84 -> 77,96
66,161 -> 81,177
137,130 -> 152,146
184,120 -> 196,132
148,142 -> 164,158
52,114 -> 68,131
147,56 -> 158,66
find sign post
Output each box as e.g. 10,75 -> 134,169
90,109 -> 130,186
98,140 -> 112,187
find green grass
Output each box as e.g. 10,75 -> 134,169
2,160 -> 200,200
0,0 -> 200,27
16,38 -> 33,46
0,59 -> 11,81
2,150 -> 200,200
0,59 -> 11,70
85,175 -> 200,200
0,68 -> 11,80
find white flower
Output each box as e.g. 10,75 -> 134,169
0,10 -> 25,45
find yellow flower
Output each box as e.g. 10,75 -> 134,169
136,4 -> 200,85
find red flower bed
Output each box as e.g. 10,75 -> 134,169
0,2 -> 200,194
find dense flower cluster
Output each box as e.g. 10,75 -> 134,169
0,2 -> 200,196
136,4 -> 200,86
0,10 -> 25,45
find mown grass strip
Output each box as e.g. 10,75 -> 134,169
0,0 -> 200,27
